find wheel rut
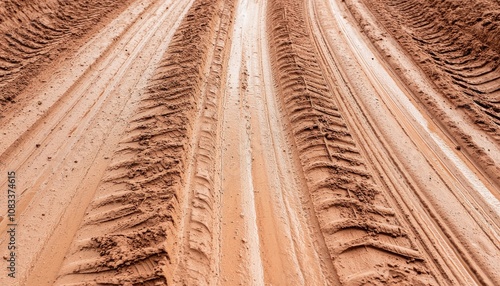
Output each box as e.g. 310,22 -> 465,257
0,0 -> 133,105
308,0 -> 500,284
0,0 -> 194,284
363,0 -> 500,145
216,0 -> 334,284
0,0 -> 498,285
266,0 -> 441,284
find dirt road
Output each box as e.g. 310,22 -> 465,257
0,0 -> 499,285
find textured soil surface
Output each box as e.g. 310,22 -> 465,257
0,0 -> 499,285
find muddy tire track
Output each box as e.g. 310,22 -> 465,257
50,0 -> 241,284
266,0 -> 440,284
361,0 -> 500,145
307,0 -> 500,284
0,0 -> 195,284
0,0 -> 498,285
173,0 -> 235,284
0,0 -> 132,105
343,0 -> 500,200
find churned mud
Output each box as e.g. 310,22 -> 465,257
0,0 -> 499,285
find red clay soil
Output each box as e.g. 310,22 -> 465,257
0,0 -> 132,106
266,0 -> 441,284
357,0 -> 500,142
344,0 -> 500,189
0,0 -> 499,285
54,0 -> 235,284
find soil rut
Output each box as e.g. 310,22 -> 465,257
0,0 -> 193,284
0,0 -> 499,285
216,0 -> 332,285
266,0 -> 440,284
307,0 -> 500,284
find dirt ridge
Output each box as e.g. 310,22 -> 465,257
173,0 -> 236,284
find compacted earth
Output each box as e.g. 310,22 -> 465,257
0,0 -> 499,285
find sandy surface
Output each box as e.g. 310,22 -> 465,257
0,0 -> 499,285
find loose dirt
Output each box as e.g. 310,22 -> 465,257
0,0 -> 499,285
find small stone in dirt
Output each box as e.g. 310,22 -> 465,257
36,144 -> 41,148
48,157 -> 52,160
37,101 -> 42,105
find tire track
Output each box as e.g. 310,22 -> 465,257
0,0 -> 131,104
172,0 -> 236,284
342,0 -> 500,199
0,0 -> 497,285
309,0 -> 500,284
307,0 -> 500,284
0,0 -> 192,284
366,0 -> 500,143
213,0 -> 337,284
267,0 -> 439,284
53,0 -> 234,285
